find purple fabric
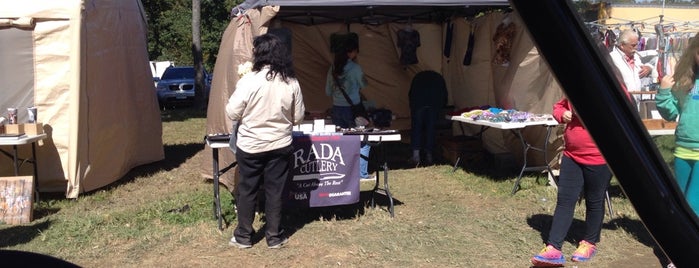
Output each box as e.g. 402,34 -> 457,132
287,134 -> 361,207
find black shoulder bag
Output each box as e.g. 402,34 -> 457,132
335,80 -> 369,120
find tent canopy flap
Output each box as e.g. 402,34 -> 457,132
236,0 -> 509,25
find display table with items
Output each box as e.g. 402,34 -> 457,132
448,108 -> 559,195
0,133 -> 47,194
205,128 -> 401,230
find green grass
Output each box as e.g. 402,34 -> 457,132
0,107 -> 674,267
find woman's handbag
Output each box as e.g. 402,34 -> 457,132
336,83 -> 369,120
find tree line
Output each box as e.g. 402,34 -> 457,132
141,0 -> 242,72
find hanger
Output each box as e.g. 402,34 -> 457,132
404,17 -> 413,32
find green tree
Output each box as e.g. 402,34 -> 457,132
142,0 -> 239,71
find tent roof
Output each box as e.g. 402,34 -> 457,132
258,0 -> 508,5
238,0 -> 510,24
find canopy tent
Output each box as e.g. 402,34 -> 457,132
204,0 -> 565,190
0,0 -> 164,198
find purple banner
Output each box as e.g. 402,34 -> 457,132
286,134 -> 360,207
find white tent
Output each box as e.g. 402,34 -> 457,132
0,0 -> 164,198
204,1 -> 564,189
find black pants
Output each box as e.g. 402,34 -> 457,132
233,145 -> 292,246
547,155 -> 611,249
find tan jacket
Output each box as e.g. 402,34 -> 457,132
226,67 -> 305,153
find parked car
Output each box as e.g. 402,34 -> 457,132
155,66 -> 210,108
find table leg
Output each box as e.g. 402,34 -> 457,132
367,136 -> 394,217
510,126 -> 553,195
451,125 -> 487,172
383,161 -> 394,217
32,142 -> 39,201
212,147 -> 223,231
12,145 -> 19,176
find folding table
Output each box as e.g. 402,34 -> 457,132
204,130 -> 402,230
0,133 -> 47,200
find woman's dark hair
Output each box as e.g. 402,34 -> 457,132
252,33 -> 295,82
332,37 -> 359,81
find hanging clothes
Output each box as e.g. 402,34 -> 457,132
604,29 -> 616,52
492,17 -> 516,66
443,20 -> 454,59
397,27 -> 420,65
463,24 -> 475,66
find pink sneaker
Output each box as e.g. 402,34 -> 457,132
571,240 -> 597,262
531,244 -> 565,267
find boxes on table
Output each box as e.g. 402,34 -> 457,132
0,176 -> 34,224
4,123 -> 43,135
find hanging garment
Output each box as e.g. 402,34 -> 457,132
397,28 -> 421,65
492,21 -> 516,66
463,27 -> 475,66
604,29 -> 616,51
443,21 -> 454,59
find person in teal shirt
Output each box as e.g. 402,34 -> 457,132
655,32 -> 699,215
325,37 -> 372,180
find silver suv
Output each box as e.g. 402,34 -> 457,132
155,66 -> 210,108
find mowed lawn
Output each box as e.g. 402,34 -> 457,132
0,108 -> 674,267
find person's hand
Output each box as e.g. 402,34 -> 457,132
639,65 -> 651,78
562,110 -> 572,123
660,75 -> 675,89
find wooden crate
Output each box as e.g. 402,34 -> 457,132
0,176 -> 34,224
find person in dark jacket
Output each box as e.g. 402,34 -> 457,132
408,70 -> 447,166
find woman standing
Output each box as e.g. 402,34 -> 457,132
655,33 -> 699,215
226,33 -> 305,249
325,37 -> 372,180
530,97 -> 612,266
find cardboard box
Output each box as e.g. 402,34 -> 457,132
23,123 -> 44,135
3,123 -> 43,135
0,176 -> 34,224
4,124 -> 23,134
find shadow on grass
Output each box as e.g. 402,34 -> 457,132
0,220 -> 52,247
371,140 -> 524,182
527,214 -> 669,264
159,106 -> 207,122
281,191 -> 403,235
78,143 -> 204,196
225,189 -> 402,242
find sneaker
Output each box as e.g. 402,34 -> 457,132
229,237 -> 252,249
268,237 -> 288,249
360,175 -> 376,182
571,240 -> 597,262
531,245 -> 565,267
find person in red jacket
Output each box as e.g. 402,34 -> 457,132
531,97 -> 612,266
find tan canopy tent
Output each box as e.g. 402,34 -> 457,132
204,1 -> 565,190
0,0 -> 164,198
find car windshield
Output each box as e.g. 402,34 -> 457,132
161,68 -> 195,79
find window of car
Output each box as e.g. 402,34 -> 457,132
161,67 -> 196,80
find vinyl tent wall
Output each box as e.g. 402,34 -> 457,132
0,0 -> 164,198
204,3 -> 565,189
